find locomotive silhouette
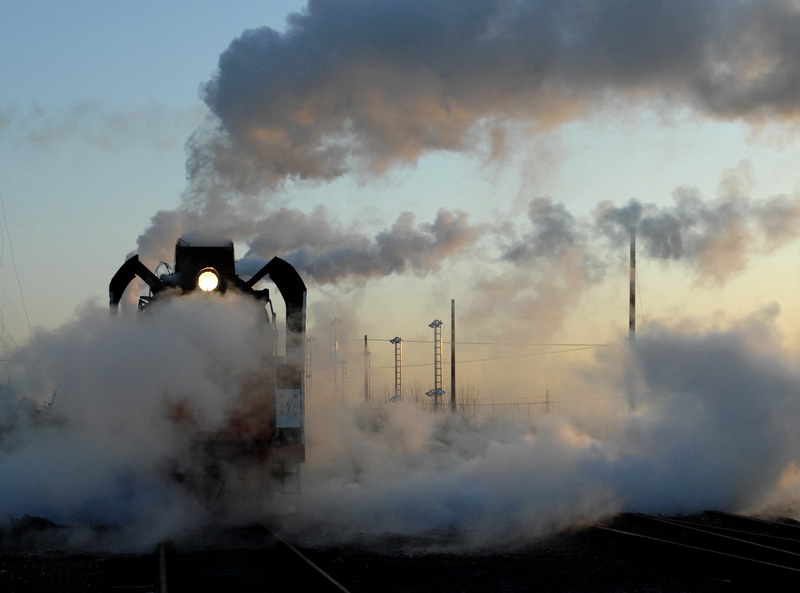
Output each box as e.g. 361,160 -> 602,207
110,236 -> 307,495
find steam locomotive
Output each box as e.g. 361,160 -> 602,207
109,237 -> 306,494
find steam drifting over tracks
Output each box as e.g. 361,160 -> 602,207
601,511 -> 800,581
158,524 -> 351,593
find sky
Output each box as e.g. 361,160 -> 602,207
1,0 -> 800,413
2,2 -> 800,378
0,1 -> 303,343
4,0 -> 800,548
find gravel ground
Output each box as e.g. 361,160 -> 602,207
1,515 -> 799,592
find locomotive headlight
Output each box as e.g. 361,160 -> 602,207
196,268 -> 220,292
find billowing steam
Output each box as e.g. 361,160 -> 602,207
123,0 -> 800,301
0,294 -> 278,547
6,0 -> 800,552
4,299 -> 800,550
191,0 -> 800,196
595,162 -> 800,283
277,307 -> 800,549
242,206 -> 480,284
459,161 -> 800,340
132,205 -> 480,288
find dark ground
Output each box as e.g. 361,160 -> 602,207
1,514 -> 798,592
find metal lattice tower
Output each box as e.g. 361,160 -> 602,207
389,337 -> 402,401
426,319 -> 445,400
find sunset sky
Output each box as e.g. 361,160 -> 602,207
3,1 -> 800,396
7,1 -> 800,541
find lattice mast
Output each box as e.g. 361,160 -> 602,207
426,319 -> 445,402
389,337 -> 403,401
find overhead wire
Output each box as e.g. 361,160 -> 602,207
0,195 -> 24,362
363,338 -> 613,347
0,194 -> 33,346
371,344 -> 605,369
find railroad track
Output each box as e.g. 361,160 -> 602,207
108,523 -> 351,593
601,510 -> 800,580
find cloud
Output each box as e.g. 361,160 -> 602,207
246,206 -> 480,284
5,255 -> 800,551
121,2 -> 800,321
0,101 -> 197,153
0,294 -> 278,547
594,161 -> 800,283
190,0 -> 800,195
274,310 -> 800,549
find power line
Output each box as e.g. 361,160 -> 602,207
363,338 -> 614,347
0,194 -> 32,341
371,344 -> 604,369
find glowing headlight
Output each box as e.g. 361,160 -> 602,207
197,268 -> 220,292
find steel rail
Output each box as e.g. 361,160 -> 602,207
652,514 -> 800,552
156,524 -> 353,593
260,524 -> 352,593
601,512 -> 800,575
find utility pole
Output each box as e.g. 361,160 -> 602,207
364,335 -> 371,402
340,359 -> 348,402
330,317 -> 342,401
629,229 -> 636,341
450,299 -> 456,412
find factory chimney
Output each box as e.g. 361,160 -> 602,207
629,229 -> 636,341
450,299 -> 456,413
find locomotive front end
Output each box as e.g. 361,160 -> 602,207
109,236 -> 307,496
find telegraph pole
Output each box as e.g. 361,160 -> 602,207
450,299 -> 456,412
364,335 -> 370,402
629,229 -> 636,341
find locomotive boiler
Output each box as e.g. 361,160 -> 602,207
109,236 -> 306,494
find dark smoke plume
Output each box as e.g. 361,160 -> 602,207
190,0 -> 800,196
132,206 -> 479,288
132,1 -> 800,295
476,197 -> 604,338
595,163 -> 800,283
243,206 -> 479,284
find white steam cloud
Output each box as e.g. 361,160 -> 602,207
279,308 -> 800,549
1,294 -> 278,548
5,298 -> 800,550
594,162 -> 800,283
6,0 -> 800,551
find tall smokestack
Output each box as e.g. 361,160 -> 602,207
450,299 -> 456,413
629,229 -> 636,341
364,335 -> 370,403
